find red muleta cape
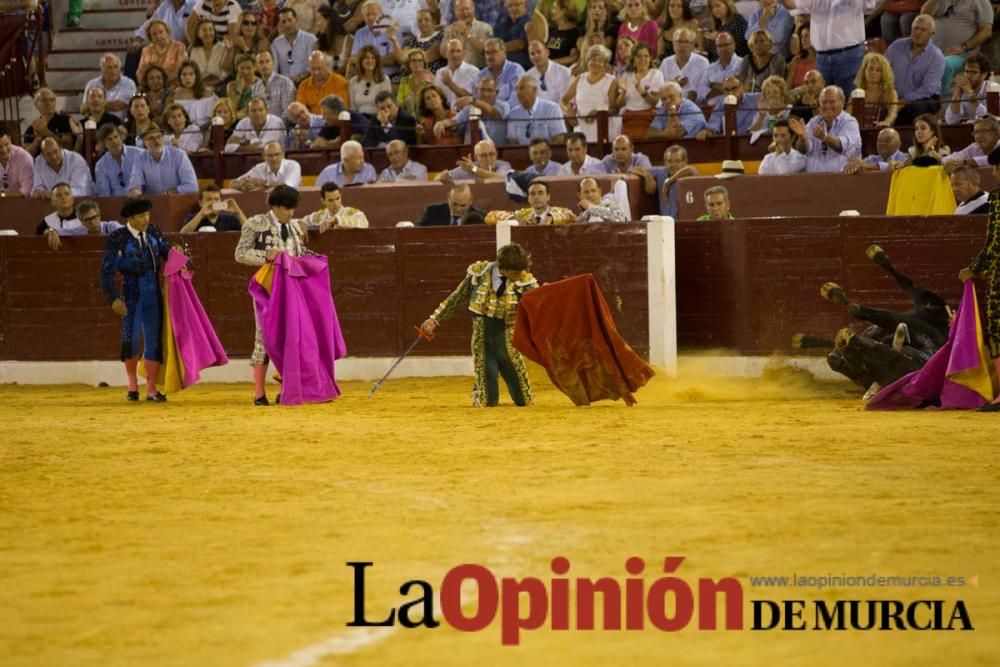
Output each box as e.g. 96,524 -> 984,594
513,273 -> 655,406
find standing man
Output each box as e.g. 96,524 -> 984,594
788,85 -> 861,173
659,28 -> 710,102
699,32 -> 744,103
884,14 -> 946,125
506,76 -> 567,146
796,0 -> 873,93
525,40 -> 572,105
477,39 -> 526,106
447,0 -> 493,68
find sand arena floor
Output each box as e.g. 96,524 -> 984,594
1,364 -> 998,667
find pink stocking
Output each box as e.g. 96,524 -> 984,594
252,364 -> 267,398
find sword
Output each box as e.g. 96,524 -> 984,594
368,326 -> 434,397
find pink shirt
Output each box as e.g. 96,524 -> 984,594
617,20 -> 660,63
0,145 -> 34,197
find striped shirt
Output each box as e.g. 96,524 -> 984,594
192,0 -> 241,38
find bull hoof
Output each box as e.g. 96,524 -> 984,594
821,282 -> 850,306
863,382 -> 882,400
865,244 -> 885,261
867,244 -> 894,272
834,328 -> 854,350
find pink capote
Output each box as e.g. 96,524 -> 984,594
248,253 -> 347,405
867,281 -> 997,410
163,248 -> 229,387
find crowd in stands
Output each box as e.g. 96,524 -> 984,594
4,0 -> 1000,233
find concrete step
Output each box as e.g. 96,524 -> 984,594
46,69 -> 99,91
47,49 -> 128,70
51,27 -> 137,52
76,9 -> 148,30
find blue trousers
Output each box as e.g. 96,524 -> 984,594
817,44 -> 864,95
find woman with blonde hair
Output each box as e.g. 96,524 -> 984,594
228,11 -> 270,58
738,29 -> 786,93
561,44 -> 621,142
851,52 -> 899,127
200,98 -> 239,150
617,0 -> 659,65
137,19 -> 187,84
749,75 -> 792,133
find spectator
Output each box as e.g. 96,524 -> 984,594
924,0 -> 992,97
871,0 -> 922,44
845,127 -> 907,173
202,98 -> 239,148
495,0 -> 534,69
163,103 -> 204,153
506,76 -> 567,145
660,0 -> 703,57
546,0 -> 581,67
797,0 -> 867,94
285,101 -> 326,149
898,112 -> 950,166
283,0 -> 319,34
393,8 -> 447,74
82,54 -> 136,121
474,0 -> 537,28
189,0 -> 241,41
381,0 -> 422,40
269,7 -> 318,82
617,0 -> 659,62
248,0 -> 281,38
76,200 -> 124,235
701,77 -> 761,138
81,88 -> 124,132
417,183 -> 485,226
437,139 -> 512,182
524,137 -> 562,176
250,50 -> 297,119
851,52 -> 900,127
748,0 -> 793,57
137,19 -> 188,85
749,74 -> 792,133
660,28 -> 709,102
230,10 -> 271,59
578,0 -> 618,57
96,124 -> 142,196
944,53 -> 990,125
599,134 -> 656,194
698,185 -> 733,220
316,140 -> 377,186
126,124 -> 199,195
167,61 -> 219,130
314,6 -> 340,65
788,85 -> 861,173
125,95 -> 155,147
652,144 -> 699,218
704,0 -> 748,58
350,2 -> 398,78
701,31 -> 744,102
179,184 -> 245,232
647,81 -> 707,139
487,180 -> 577,225
362,91 -> 418,147
32,138 -> 95,199
0,126 -> 33,198
189,19 -> 233,89
616,43 -> 663,139
576,177 -> 630,223
950,163 -> 989,214
789,68 -> 825,121
227,54 -> 261,118
559,130 -> 606,175
394,48 -> 436,117
297,50 -> 351,113
23,88 -> 82,157
436,38 -> 480,106
132,0 -> 196,48
231,141 -> 302,191
302,182 -> 370,230
36,184 -> 82,246
478,38 -> 527,106
226,97 -> 287,152
377,139 -> 429,182
527,40 -> 573,105
739,29 -> 786,94
785,24 -> 817,89
350,45 -> 394,115
141,65 -> 172,120
446,0 -> 493,69
442,76 -> 511,145
417,86 -> 460,145
759,119 -> 807,174
944,115 -> 1000,167
884,14 -> 945,125
312,94 -> 368,150
561,45 -> 619,144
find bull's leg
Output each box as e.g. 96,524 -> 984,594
867,244 -> 949,331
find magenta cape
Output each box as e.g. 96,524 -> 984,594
163,248 -> 229,389
248,253 -> 347,405
867,281 -> 997,410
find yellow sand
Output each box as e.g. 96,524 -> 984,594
1,363 -> 998,667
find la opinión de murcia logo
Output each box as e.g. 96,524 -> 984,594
347,558 -> 974,645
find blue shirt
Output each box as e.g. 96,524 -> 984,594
747,5 -> 794,56
651,166 -> 679,218
802,111 -> 861,173
707,93 -> 761,135
270,30 -> 318,80
315,161 -> 377,187
494,13 -> 531,69
884,38 -> 945,101
863,150 -> 907,171
135,0 -> 196,41
127,145 -> 198,195
599,152 -> 653,175
288,113 -> 327,145
506,98 -> 566,146
476,0 -> 537,26
478,60 -> 526,106
454,100 -> 510,146
96,146 -> 143,197
649,99 -> 707,138
351,26 -> 398,76
525,160 -> 562,177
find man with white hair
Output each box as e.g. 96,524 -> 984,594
446,0 -> 493,68
231,142 -> 302,191
316,140 -> 377,187
884,14 -> 946,125
435,38 -> 480,105
477,38 -> 525,105
296,51 -> 350,114
285,101 -> 327,150
377,139 -> 428,182
659,28 -> 709,102
438,139 -> 512,182
506,76 -> 566,146
438,76 -> 510,145
81,54 -> 136,120
31,138 -> 95,198
526,40 -> 571,104
350,2 -> 399,77
227,98 -> 287,153
647,81 -> 707,139
787,85 -> 860,173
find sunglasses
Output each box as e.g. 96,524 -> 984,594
118,172 -> 125,188
287,49 -> 294,65
363,81 -> 373,96
243,20 -> 257,26
1,173 -> 8,191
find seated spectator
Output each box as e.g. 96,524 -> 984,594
704,0 -> 749,59
559,130 -> 606,175
527,40 -> 573,105
438,139 -> 513,182
394,49 -> 436,117
227,54 -> 261,118
23,88 -> 82,157
478,38 -> 527,106
443,76 -> 511,145
523,138 -> 562,176
446,0 -> 492,69
316,140 -> 377,187
377,139 -> 429,182
297,50 -> 351,114
738,29 -> 786,94
82,88 -> 125,131
82,53 -> 136,121
350,45 -> 394,116
616,43 -> 663,139
301,182 -> 370,229
925,0 -> 992,97
845,127 -> 907,173
230,10 -> 271,60
96,124 -> 142,196
231,141 -> 302,190
897,113 -> 950,168
660,28 -> 709,101
561,45 -> 618,144
700,31 -> 744,102
545,0 -> 581,67
884,14 -> 945,126
226,97 -> 287,152
126,124 -> 199,195
285,0 -> 321,36
285,101 -> 326,149
647,81 -> 707,139
758,119 -> 806,174
651,144 -> 699,218
31,138 -> 95,199
312,94 -> 368,150
131,0 -> 194,50
349,2 -> 398,80
138,19 -> 188,85
873,0 -> 922,45
789,69 -> 825,121
698,185 -> 733,220
362,91 -> 418,147
168,61 -> 219,130
248,0 -> 280,39
660,0 -> 702,58
747,0 -> 793,57
507,76 -> 567,145
944,53 -> 990,125
141,65 -> 171,121
163,103 -> 204,153
787,85 -> 860,173
435,38 -> 480,106
418,183 -> 485,226
416,86 -> 460,145
76,200 -> 124,235
0,127 -> 33,198
250,50 -> 297,120
618,0 -> 659,62
748,74 -> 792,134
600,135 -> 652,176
269,7 -> 318,82
785,24 -> 816,89
188,0 -> 241,42
189,19 -> 233,89
487,180 -> 576,225
851,52 -> 900,127
179,184 -> 245,232
950,162 -> 990,214
202,98 -> 239,149
125,94 -> 155,148
944,115 -> 1000,167
392,8 -> 447,74
576,176 -> 630,223
700,77 -> 760,139
36,183 -> 82,247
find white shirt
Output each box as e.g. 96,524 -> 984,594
796,0 -> 878,51
235,158 -> 302,188
434,61 -> 480,106
526,61 -> 573,104
698,55 -> 744,102
559,155 -> 606,176
659,53 -> 710,101
944,81 -> 988,125
759,148 -> 807,175
82,75 -> 137,121
226,114 -> 288,152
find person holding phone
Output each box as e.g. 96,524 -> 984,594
180,184 -> 248,232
